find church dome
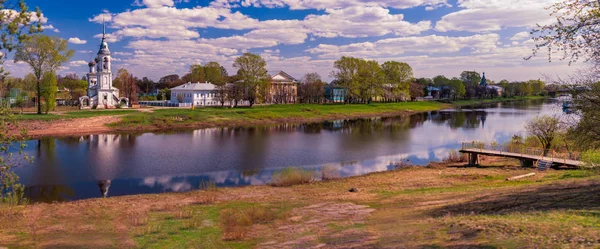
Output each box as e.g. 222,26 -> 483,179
88,60 -> 96,67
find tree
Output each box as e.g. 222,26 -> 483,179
525,115 -> 561,156
233,52 -> 268,107
332,56 -> 360,103
60,73 -> 87,100
529,0 -> 600,63
116,68 -> 137,106
409,82 -> 424,101
204,61 -> 225,84
460,71 -> 481,87
158,74 -> 182,88
381,61 -> 413,102
136,77 -> 155,95
0,1 -> 43,78
14,35 -> 74,114
188,64 -> 205,82
355,59 -> 384,103
0,105 -> 30,205
527,79 -> 545,95
40,71 -> 56,114
448,78 -> 466,100
302,72 -> 322,84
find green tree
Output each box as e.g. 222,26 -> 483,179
527,79 -> 545,95
0,1 -> 43,77
204,61 -> 225,84
355,59 -> 384,103
233,52 -> 268,107
460,71 -> 481,87
332,56 -> 360,103
432,75 -> 449,87
189,64 -> 205,82
381,61 -> 413,101
60,73 -> 87,100
14,34 -> 74,114
40,71 -> 56,114
448,78 -> 466,100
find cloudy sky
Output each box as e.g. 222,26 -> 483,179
4,0 -> 583,82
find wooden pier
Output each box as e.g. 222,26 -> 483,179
459,142 -> 585,168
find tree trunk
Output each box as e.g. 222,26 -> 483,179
37,79 -> 41,114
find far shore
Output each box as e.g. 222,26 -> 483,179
13,96 -> 546,138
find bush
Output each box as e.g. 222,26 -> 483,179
270,167 -> 315,187
581,150 -> 600,168
445,150 -> 467,163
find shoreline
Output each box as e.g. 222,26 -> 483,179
15,96 -> 546,138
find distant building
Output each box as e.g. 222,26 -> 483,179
324,85 -> 347,103
480,72 -> 503,96
170,82 -> 223,106
426,86 -> 440,99
268,71 -> 298,104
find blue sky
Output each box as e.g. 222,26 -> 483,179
6,0 -> 581,82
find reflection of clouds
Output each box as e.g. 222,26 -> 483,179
142,176 -> 193,192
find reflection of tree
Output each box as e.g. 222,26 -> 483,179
25,185 -> 75,203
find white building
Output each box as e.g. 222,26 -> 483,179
80,22 -> 128,109
170,82 -> 222,106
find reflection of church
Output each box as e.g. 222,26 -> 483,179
80,22 -> 128,109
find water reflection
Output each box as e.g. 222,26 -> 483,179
14,99 -> 561,202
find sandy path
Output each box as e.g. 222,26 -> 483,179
18,116 -> 122,138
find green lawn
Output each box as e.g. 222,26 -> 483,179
110,102 -> 449,130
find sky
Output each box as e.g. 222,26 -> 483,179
3,0 -> 585,82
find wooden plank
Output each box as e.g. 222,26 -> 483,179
506,173 -> 536,181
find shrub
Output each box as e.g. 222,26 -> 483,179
445,150 -> 467,163
270,167 -> 314,187
581,150 -> 600,168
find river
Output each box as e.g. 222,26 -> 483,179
13,99 -> 563,202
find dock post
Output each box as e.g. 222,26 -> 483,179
469,153 -> 478,166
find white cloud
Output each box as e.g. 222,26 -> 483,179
210,0 -> 451,10
307,34 -> 500,58
435,0 -> 557,32
303,6 -> 431,38
42,24 -> 60,33
510,31 -> 530,41
69,60 -> 89,66
68,37 -> 87,44
89,11 -> 112,23
93,33 -> 120,43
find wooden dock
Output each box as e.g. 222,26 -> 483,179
459,142 -> 585,168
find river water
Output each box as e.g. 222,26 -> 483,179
13,99 -> 563,202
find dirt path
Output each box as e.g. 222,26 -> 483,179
17,116 -> 122,138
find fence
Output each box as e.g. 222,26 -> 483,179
138,101 -> 191,107
461,141 -> 581,164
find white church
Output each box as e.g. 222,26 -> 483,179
79,23 -> 128,109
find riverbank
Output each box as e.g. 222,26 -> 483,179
13,96 -> 546,137
1,158 -> 598,248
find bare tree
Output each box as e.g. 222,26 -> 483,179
525,115 -> 561,155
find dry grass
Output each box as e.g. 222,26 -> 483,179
270,167 -> 315,187
221,205 -> 281,241
444,150 -> 468,163
321,165 -> 341,180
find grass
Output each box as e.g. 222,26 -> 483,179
16,109 -> 137,121
270,167 -> 315,187
1,160 -> 599,248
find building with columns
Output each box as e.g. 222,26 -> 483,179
80,23 -> 128,109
